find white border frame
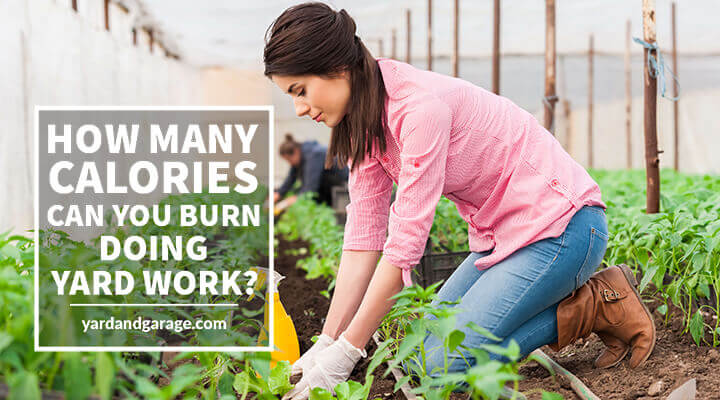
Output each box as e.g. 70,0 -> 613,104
34,105 -> 275,352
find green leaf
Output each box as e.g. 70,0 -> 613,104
233,371 -> 263,396
165,364 -> 204,398
0,243 -> 22,261
466,322 -> 502,342
480,340 -> 520,362
63,354 -> 92,400
385,332 -> 424,375
268,361 -> 294,395
689,310 -> 705,346
9,370 -> 41,400
365,340 -> 392,379
0,331 -> 13,353
638,263 -> 659,293
95,352 -> 115,400
524,353 -> 554,376
656,304 -> 668,315
218,370 -> 235,396
250,352 -> 272,381
542,391 -> 565,400
309,387 -> 334,400
334,381 -> 350,400
446,330 -> 465,353
393,375 -> 412,392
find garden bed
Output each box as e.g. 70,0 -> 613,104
518,297 -> 720,400
278,233 -> 720,399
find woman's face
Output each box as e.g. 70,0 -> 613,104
281,148 -> 302,167
271,72 -> 351,128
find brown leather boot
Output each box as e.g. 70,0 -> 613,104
594,332 -> 629,368
548,264 -> 656,369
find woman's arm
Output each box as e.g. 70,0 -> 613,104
321,249 -> 383,339
343,99 -> 453,348
341,256 -> 404,348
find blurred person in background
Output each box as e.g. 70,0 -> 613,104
274,133 -> 349,210
264,3 -> 655,399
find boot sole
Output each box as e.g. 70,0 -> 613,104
618,264 -> 656,368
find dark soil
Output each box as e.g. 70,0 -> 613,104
276,237 -> 400,399
518,299 -> 720,399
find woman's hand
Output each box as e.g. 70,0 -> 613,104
274,191 -> 281,202
289,333 -> 335,380
282,333 -> 367,400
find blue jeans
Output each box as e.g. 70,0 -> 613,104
404,205 -> 609,377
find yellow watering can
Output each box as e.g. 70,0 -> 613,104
249,267 -> 300,369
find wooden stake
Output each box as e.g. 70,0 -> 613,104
406,9 -> 411,64
72,0 -> 77,12
672,2 -> 679,171
148,29 -> 154,53
492,0 -> 501,94
452,0 -> 459,77
427,0 -> 433,71
391,28 -> 397,60
544,0 -> 557,133
104,0 -> 110,31
643,0 -> 660,213
626,20 -> 633,169
559,55 -> 572,152
132,28 -> 137,46
564,99 -> 573,153
588,34 -> 594,168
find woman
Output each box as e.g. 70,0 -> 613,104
274,133 -> 349,208
264,3 -> 655,399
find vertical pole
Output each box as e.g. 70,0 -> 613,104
72,0 -> 77,11
406,9 -> 412,64
543,0 -> 557,133
104,0 -> 110,31
672,2 -> 679,171
625,20 -> 633,169
452,0 -> 459,77
427,0 -> 433,71
559,55 -> 572,151
643,0 -> 660,213
148,29 -> 154,53
588,34 -> 594,168
391,28 -> 397,59
132,28 -> 137,46
378,38 -> 384,58
492,0 -> 501,94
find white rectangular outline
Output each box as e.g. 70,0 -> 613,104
34,105 -> 275,352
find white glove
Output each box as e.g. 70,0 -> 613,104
282,333 -> 367,400
291,333 -> 336,379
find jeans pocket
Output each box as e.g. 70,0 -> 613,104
575,226 -> 609,289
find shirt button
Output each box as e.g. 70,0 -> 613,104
382,156 -> 389,162
551,179 -> 559,186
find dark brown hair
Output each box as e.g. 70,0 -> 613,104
263,2 -> 387,171
279,133 -> 301,156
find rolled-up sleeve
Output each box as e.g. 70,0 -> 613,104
382,100 -> 452,286
342,155 -> 393,252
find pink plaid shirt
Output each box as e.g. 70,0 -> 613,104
342,59 -> 606,286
